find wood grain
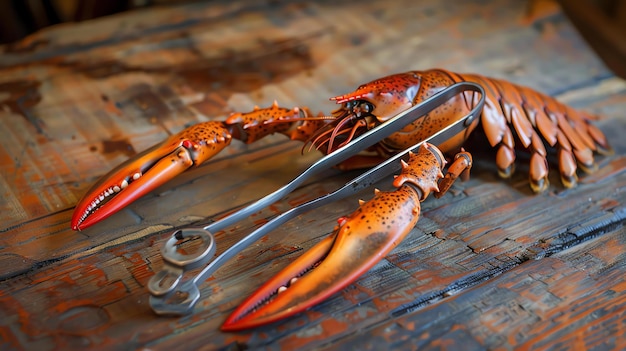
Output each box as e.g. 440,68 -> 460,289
0,0 -> 625,350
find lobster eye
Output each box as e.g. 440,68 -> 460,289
361,102 -> 373,113
344,101 -> 354,109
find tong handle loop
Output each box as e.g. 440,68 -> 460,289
148,228 -> 216,296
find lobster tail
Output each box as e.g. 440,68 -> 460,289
420,69 -> 611,191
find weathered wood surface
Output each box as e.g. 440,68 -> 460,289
0,0 -> 625,350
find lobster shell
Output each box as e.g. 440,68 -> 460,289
333,69 -> 611,192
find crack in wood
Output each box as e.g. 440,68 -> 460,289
390,206 -> 626,318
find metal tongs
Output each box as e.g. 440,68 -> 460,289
148,82 -> 486,315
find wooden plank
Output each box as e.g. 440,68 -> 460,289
0,0 -> 625,350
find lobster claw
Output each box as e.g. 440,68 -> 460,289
221,144 -> 457,331
222,182 -> 423,331
71,122 -> 233,230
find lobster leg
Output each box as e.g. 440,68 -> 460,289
71,102 -> 324,230
435,148 -> 472,198
221,143 -> 472,331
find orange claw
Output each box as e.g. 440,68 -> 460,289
71,122 -> 233,230
221,143 -> 467,331
221,185 -> 422,331
71,103 -> 323,231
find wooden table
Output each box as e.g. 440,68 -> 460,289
1,0 -> 625,349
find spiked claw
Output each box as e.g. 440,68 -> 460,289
71,121 -> 235,230
222,185 -> 422,331
71,142 -> 195,230
71,104 -> 336,231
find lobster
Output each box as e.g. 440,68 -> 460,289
70,68 -> 611,329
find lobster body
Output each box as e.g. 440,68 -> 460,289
328,69 -> 610,191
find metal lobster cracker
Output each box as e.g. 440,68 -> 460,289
147,82 -> 485,330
